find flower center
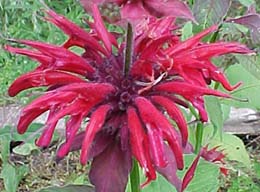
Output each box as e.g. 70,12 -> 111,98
93,55 -> 138,111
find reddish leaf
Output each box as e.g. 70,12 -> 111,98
227,14 -> 260,44
89,142 -> 132,192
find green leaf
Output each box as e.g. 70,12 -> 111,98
235,54 -> 260,80
141,155 -> 220,192
0,138 -> 11,163
13,143 -> 38,156
237,0 -> 255,7
205,97 -> 224,136
72,175 -> 87,185
38,185 -> 95,192
181,21 -> 193,41
254,161 -> 260,179
224,63 -> 260,109
192,0 -> 231,28
0,163 -> 28,192
183,155 -> 220,192
0,123 -> 59,156
0,123 -> 44,141
209,133 -> 251,167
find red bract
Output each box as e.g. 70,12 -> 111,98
6,4 -> 252,192
80,0 -> 195,23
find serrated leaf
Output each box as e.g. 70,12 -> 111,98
38,185 -> 95,192
193,0 -> 231,28
205,96 -> 224,136
224,63 -> 260,109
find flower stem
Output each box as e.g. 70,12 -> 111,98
130,159 -> 140,192
195,122 -> 204,154
124,23 -> 133,76
189,104 -> 204,154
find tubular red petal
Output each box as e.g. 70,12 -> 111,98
146,125 -> 167,168
18,40 -> 95,74
91,4 -> 117,54
209,69 -> 242,91
36,118 -> 58,147
127,107 -> 156,185
17,91 -> 78,133
45,9 -> 107,55
178,42 -> 253,59
4,45 -> 51,64
135,97 -> 184,170
8,70 -> 85,96
17,108 -> 49,134
154,81 -> 231,98
151,95 -> 188,147
139,35 -> 174,59
57,115 -> 84,158
80,104 -> 112,165
55,82 -> 115,100
166,25 -> 218,56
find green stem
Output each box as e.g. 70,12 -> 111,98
209,24 -> 222,43
130,159 -> 140,192
189,104 -> 204,154
124,23 -> 133,76
195,122 -> 204,154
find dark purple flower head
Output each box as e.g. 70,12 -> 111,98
6,4 -> 252,192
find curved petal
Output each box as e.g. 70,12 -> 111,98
92,4 -> 117,54
151,95 -> 188,147
134,97 -> 184,170
154,81 -> 231,99
46,9 -> 107,55
56,114 -> 84,158
18,40 -> 95,75
166,25 -> 217,56
17,91 -> 77,134
127,106 -> 156,186
80,104 -> 112,165
178,42 -> 253,59
8,70 -> 85,96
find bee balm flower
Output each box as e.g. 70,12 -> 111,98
80,0 -> 195,22
6,4 -> 252,192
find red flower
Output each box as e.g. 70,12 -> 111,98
6,4 -> 252,192
80,0 -> 195,23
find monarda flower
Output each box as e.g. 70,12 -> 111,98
80,0 -> 195,23
6,4 -> 251,192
